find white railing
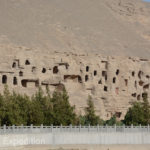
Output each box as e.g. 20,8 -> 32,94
1,125 -> 150,146
0,125 -> 150,134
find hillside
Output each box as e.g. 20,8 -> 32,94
0,0 -> 150,58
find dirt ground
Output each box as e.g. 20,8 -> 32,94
1,145 -> 150,150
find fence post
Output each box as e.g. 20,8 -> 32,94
60,124 -> 62,132
148,124 -> 149,132
51,124 -> 53,132
131,124 -> 133,132
30,124 -> 33,133
3,124 -> 6,134
140,124 -> 141,132
41,124 -> 43,128
70,124 -> 72,132
41,124 -> 43,133
123,124 -> 125,133
106,124 -> 108,133
114,124 -> 116,132
97,124 -> 99,132
12,125 -> 15,133
88,124 -> 90,132
79,124 -> 81,132
21,124 -> 23,133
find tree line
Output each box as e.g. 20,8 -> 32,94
0,86 -> 150,126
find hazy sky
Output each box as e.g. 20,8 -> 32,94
143,0 -> 150,2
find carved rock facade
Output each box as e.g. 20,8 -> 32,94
0,50 -> 150,120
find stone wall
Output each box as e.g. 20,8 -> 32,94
0,50 -> 150,120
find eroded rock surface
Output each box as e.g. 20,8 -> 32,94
0,0 -> 150,119
0,45 -> 150,120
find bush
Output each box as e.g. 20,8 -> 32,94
105,115 -> 123,126
123,93 -> 150,125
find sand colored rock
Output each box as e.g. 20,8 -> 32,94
0,0 -> 150,119
0,45 -> 150,120
0,0 -> 150,58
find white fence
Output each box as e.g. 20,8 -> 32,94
0,125 -> 150,134
0,125 -> 150,147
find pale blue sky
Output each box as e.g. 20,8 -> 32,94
143,0 -> 150,2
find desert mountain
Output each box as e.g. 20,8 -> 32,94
1,0 -> 150,119
0,0 -> 150,57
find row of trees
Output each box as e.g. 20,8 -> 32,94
0,86 -> 150,126
0,86 -> 77,126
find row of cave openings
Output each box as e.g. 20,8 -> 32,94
11,61 -> 150,93
1,74 -> 147,102
1,75 -> 39,88
85,65 -> 120,84
85,66 -> 150,99
2,75 -> 17,85
12,59 -> 31,68
12,59 -> 59,75
85,65 -> 149,84
132,92 -> 148,101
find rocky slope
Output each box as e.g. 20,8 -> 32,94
0,0 -> 150,119
0,0 -> 150,58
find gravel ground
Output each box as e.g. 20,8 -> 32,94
1,145 -> 150,150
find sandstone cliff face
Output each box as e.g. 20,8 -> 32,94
0,46 -> 150,120
0,0 -> 150,120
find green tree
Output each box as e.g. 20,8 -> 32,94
0,94 -> 5,126
105,115 -> 117,126
77,115 -> 86,125
84,96 -> 101,125
124,93 -> 150,125
124,102 -> 144,125
51,88 -> 77,125
28,88 -> 45,125
105,115 -> 123,126
34,87 -> 53,125
2,87 -> 30,125
27,99 -> 44,125
142,93 -> 150,124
